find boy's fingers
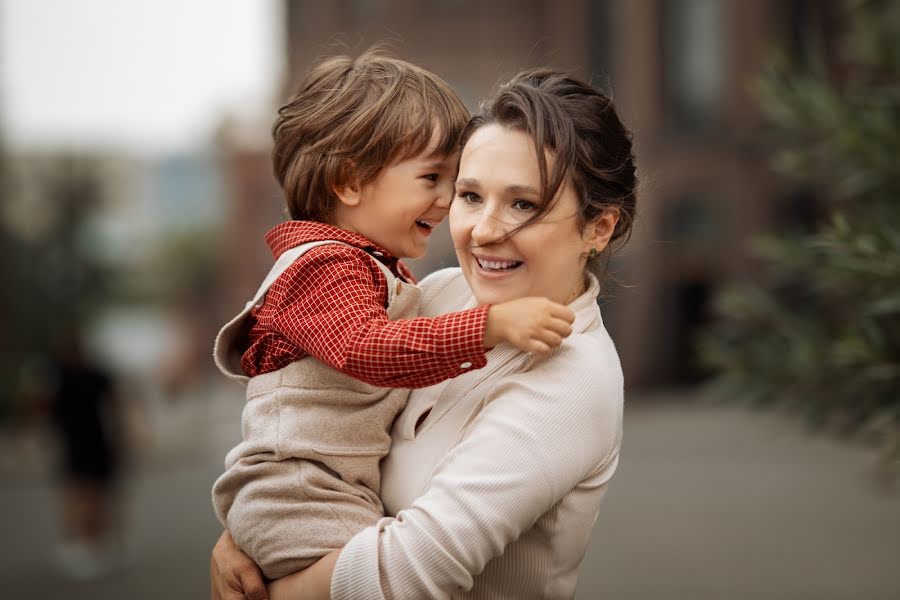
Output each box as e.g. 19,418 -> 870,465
546,318 -> 573,338
529,340 -> 552,355
549,304 -> 576,323
536,331 -> 563,348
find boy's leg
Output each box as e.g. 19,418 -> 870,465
214,457 -> 382,580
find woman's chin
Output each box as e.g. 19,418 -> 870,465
470,281 -> 521,307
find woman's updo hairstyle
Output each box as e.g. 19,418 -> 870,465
458,69 -> 637,256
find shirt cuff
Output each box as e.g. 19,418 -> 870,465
331,523 -> 384,600
434,304 -> 491,373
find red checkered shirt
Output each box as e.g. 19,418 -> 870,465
240,221 -> 490,388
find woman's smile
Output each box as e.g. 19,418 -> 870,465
473,253 -> 524,274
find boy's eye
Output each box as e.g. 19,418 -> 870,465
512,199 -> 538,211
422,173 -> 439,182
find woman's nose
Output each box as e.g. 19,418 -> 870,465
471,208 -> 508,246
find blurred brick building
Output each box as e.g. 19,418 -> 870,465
224,0 -> 835,388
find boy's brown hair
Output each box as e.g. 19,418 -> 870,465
272,50 -> 470,223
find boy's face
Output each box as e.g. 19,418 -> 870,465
335,145 -> 457,259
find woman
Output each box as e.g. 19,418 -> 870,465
212,68 -> 637,599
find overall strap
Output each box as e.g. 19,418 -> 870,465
214,239 -> 398,384
247,240 -> 397,311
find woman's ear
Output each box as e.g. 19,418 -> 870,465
584,207 -> 620,253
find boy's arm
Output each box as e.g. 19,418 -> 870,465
271,248 -> 572,389
272,247 -> 489,388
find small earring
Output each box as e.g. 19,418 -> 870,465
588,247 -> 599,260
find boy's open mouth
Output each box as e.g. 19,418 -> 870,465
415,220 -> 437,231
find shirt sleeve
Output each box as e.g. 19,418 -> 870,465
270,246 -> 489,388
330,347 -> 624,599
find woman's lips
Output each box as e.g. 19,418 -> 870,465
473,254 -> 523,275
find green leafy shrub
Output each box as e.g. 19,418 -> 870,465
698,0 -> 900,480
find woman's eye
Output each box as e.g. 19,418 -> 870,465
512,199 -> 538,211
457,191 -> 481,203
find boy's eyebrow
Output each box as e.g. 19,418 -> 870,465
420,158 -> 453,170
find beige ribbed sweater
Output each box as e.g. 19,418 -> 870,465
331,268 -> 624,599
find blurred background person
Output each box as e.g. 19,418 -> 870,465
40,326 -> 126,580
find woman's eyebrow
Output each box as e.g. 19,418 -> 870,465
506,184 -> 540,196
455,178 -> 539,197
455,177 -> 480,188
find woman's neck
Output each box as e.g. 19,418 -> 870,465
564,274 -> 589,305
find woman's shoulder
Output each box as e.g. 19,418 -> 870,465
480,325 -> 623,478
417,267 -> 473,316
510,324 -> 623,427
551,326 -> 622,393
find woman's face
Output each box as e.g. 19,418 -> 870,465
451,124 -> 609,307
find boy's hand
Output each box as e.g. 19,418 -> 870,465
484,297 -> 575,355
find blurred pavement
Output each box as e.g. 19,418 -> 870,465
1,389 -> 898,599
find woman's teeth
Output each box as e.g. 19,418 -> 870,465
476,258 -> 522,271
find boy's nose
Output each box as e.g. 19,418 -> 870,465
433,192 -> 452,210
434,181 -> 454,208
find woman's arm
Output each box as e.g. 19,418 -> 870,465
267,550 -> 340,600
210,530 -> 339,600
331,345 -> 623,599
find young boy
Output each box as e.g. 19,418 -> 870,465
212,51 -> 574,579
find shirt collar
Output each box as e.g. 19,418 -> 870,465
265,220 -> 408,277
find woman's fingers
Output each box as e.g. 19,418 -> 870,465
211,530 -> 268,600
211,556 -> 222,600
239,569 -> 270,600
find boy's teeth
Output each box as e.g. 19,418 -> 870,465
415,220 -> 433,229
477,258 -> 520,270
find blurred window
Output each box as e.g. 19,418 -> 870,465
662,0 -> 726,132
784,0 -> 830,66
342,0 -> 388,22
425,0 -> 471,11
590,0 -> 614,93
660,194 -> 717,243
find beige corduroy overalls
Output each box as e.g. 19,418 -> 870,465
211,240 -> 420,579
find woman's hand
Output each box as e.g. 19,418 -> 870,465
210,530 -> 268,600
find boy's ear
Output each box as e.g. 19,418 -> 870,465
333,177 -> 362,207
333,161 -> 363,207
583,207 -> 620,253
333,183 -> 361,207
